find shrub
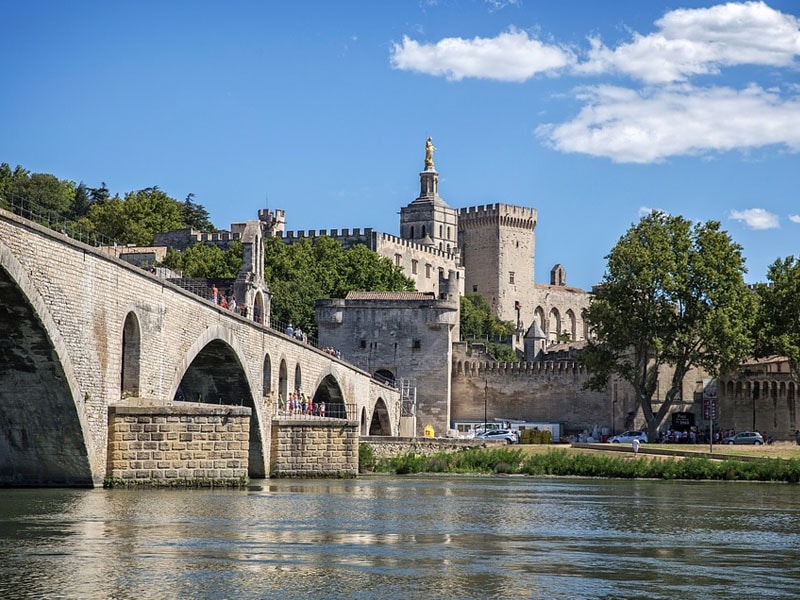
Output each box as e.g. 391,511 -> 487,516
358,443 -> 376,473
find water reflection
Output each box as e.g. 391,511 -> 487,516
0,477 -> 798,599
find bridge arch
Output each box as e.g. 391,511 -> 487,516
169,323 -> 267,477
0,241 -> 100,486
369,398 -> 392,436
312,373 -> 346,419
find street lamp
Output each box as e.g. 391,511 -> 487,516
484,379 -> 488,433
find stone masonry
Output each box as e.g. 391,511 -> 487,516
270,419 -> 358,477
106,403 -> 251,486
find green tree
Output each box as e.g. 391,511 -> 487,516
182,193 -> 215,231
86,187 -> 185,245
69,182 -> 92,220
460,293 -> 517,361
161,241 -> 242,278
580,211 -> 755,439
89,182 -> 110,204
0,165 -> 75,214
263,237 -> 415,337
754,256 -> 800,379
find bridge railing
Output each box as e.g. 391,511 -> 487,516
0,192 -> 120,248
274,401 -> 357,421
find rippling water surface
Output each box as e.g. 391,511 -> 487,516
1,477 -> 798,599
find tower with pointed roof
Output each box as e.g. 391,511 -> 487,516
399,138 -> 460,259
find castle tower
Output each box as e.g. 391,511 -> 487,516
399,138 -> 459,258
458,203 -> 537,327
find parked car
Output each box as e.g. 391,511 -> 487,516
722,431 -> 764,445
476,429 -> 518,444
608,431 -> 648,444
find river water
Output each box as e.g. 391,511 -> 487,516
0,476 -> 798,600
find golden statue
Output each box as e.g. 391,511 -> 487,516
424,137 -> 435,170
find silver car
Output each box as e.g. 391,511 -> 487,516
476,429 -> 518,444
608,430 -> 648,444
722,431 -> 764,445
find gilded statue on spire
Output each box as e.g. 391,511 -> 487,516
424,137 -> 435,171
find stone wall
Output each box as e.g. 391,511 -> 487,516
361,436 -> 494,459
316,295 -> 459,438
270,419 -> 358,477
106,403 -> 250,486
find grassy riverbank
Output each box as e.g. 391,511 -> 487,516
360,443 -> 800,483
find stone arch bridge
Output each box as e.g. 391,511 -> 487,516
0,208 -> 399,486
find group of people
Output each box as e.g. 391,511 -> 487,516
277,391 -> 326,417
210,284 -> 237,313
321,346 -> 341,359
284,323 -> 308,343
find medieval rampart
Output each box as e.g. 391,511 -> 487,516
450,344 -> 610,437
457,203 -> 538,230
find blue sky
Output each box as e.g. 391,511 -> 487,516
2,1 -> 798,291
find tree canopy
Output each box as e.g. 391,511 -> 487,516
0,163 -> 216,245
460,292 -> 518,362
263,236 -> 415,338
754,256 -> 800,378
161,241 -> 243,279
580,211 -> 755,438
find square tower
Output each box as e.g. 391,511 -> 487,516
458,203 -> 537,327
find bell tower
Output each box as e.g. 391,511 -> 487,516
399,137 -> 459,257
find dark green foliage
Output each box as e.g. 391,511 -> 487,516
581,211 -> 755,439
374,447 -> 800,483
1,164 -> 216,246
460,293 -> 518,361
69,182 -> 92,220
358,443 -> 376,473
182,193 -> 215,231
162,240 -> 243,278
754,256 -> 800,378
263,236 -> 415,337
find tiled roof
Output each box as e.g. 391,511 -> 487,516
344,291 -> 436,301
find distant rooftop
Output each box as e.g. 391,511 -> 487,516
345,291 -> 436,301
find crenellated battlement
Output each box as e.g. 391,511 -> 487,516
378,232 -> 459,259
279,227 -> 374,240
275,228 -> 379,251
454,358 -> 586,379
458,203 -> 537,230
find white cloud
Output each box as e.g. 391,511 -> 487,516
390,28 -> 574,82
789,214 -> 800,223
536,83 -> 800,163
576,1 -> 800,84
729,208 -> 780,229
484,0 -> 521,11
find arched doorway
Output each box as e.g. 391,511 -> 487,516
360,407 -> 368,436
253,291 -> 265,325
373,369 -> 395,386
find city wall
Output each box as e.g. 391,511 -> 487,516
450,345 -> 612,437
